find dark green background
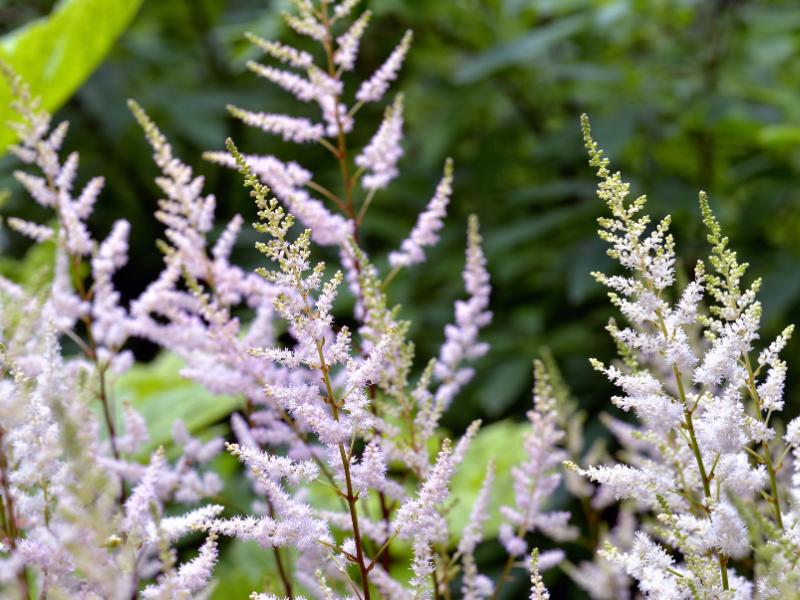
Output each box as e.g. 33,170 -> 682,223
2,0 -> 800,596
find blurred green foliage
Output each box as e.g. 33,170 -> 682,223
2,0 -> 800,596
0,0 -> 143,149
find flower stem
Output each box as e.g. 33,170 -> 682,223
316,342 -> 371,599
656,312 -> 728,590
742,352 -> 783,529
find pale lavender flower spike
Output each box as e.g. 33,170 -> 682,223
3,0 -> 800,590
389,157 -> 454,268
356,94 -> 405,190
434,214 -> 492,407
356,30 -> 413,103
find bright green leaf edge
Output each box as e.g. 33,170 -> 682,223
113,352 -> 241,453
0,0 -> 144,152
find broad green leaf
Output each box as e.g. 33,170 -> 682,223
0,0 -> 143,151
448,419 -> 528,540
113,352 -> 241,452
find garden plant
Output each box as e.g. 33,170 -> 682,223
1,1 -> 799,599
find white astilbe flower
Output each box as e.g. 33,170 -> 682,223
141,534 -> 219,599
694,391 -> 747,455
576,115 -> 788,599
590,360 -> 683,434
226,442 -> 319,486
154,505 -> 225,543
335,10 -> 371,71
758,324 -> 794,368
708,502 -> 749,559
569,463 -> 654,504
529,549 -> 550,600
389,158 -> 453,268
6,216 -> 53,242
228,105 -> 324,143
356,30 -> 413,103
786,417 -> 800,448
333,0 -> 361,21
355,94 -> 404,190
757,359 -> 787,412
208,487 -> 331,553
606,533 -> 683,600
434,215 -> 492,407
693,304 -> 759,387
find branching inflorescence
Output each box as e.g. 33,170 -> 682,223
2,1 -> 800,599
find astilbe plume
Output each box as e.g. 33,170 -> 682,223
3,3 -> 507,599
204,132 -> 495,598
567,114 -> 800,599
0,25 -> 569,600
0,65 -> 224,598
1,1 -> 738,598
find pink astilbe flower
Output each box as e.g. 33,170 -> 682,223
356,30 -> 413,103
355,94 -> 404,190
334,10 -> 371,71
204,150 -> 353,247
457,461 -> 496,600
434,214 -> 492,407
245,32 -> 314,69
91,219 -> 131,351
500,361 -> 577,560
388,158 -> 453,268
0,3 -> 513,596
227,105 -> 324,143
5,217 -> 53,242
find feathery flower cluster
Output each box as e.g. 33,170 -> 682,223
10,0 -> 800,598
568,114 -> 800,599
0,65 -> 223,599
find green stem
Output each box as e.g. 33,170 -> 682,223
742,352 -> 783,529
655,312 -> 727,589
316,341 -> 371,600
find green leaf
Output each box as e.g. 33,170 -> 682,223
0,0 -> 143,151
448,419 -> 528,540
757,125 -> 800,148
211,540 -> 274,600
454,15 -> 586,83
113,352 -> 241,452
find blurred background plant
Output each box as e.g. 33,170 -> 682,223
1,0 -> 800,596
